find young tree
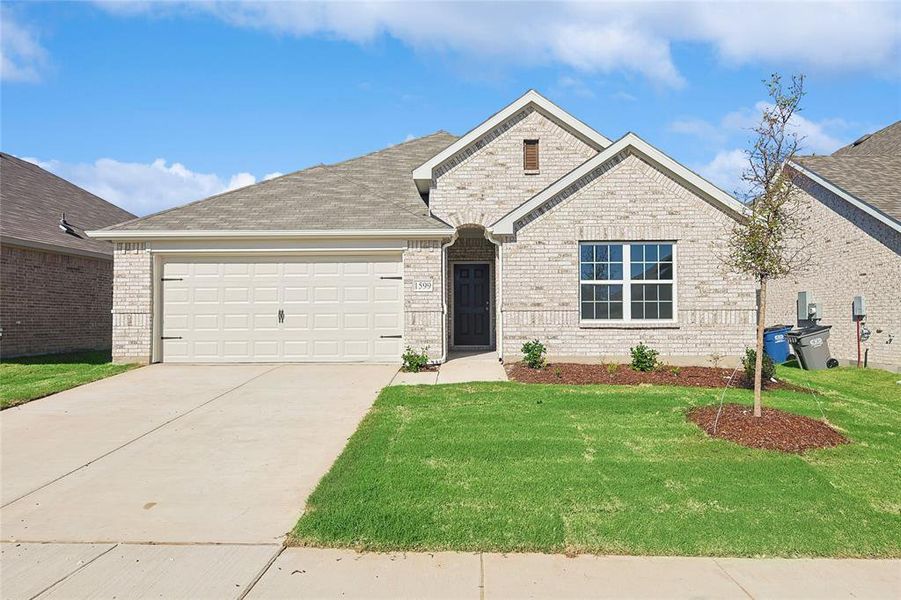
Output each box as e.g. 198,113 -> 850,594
725,74 -> 809,417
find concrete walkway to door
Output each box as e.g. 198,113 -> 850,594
392,351 -> 508,385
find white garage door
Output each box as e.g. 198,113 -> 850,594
160,256 -> 403,362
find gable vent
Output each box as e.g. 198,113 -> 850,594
523,139 -> 539,172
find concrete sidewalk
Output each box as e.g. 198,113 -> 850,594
3,543 -> 897,599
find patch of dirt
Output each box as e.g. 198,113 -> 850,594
506,362 -> 799,390
687,403 -> 849,453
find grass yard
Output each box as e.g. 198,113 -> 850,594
0,351 -> 138,409
292,365 -> 901,557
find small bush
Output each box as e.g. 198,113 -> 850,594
630,342 -> 659,372
401,346 -> 430,373
742,347 -> 776,387
521,339 -> 547,369
605,363 -> 619,375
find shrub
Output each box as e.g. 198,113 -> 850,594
742,347 -> 776,387
401,346 -> 430,373
605,363 -> 619,375
630,342 -> 659,372
521,339 -> 547,369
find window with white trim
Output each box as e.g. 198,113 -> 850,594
579,242 -> 675,322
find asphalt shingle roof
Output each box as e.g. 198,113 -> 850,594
106,132 -> 458,232
795,120 -> 900,222
0,153 -> 136,256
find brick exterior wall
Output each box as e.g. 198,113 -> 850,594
111,242 -> 153,364
0,244 -> 113,358
499,152 -> 757,364
403,240 -> 444,360
768,178 -> 901,371
428,107 -> 597,228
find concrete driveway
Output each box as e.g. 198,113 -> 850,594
0,363 -> 396,544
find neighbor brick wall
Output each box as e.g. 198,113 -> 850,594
403,240 -> 444,360
0,244 -> 113,358
111,242 -> 153,364
428,107 -> 597,228
499,151 -> 757,364
768,177 -> 901,371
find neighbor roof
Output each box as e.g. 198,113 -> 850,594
832,121 -> 901,157
0,153 -> 135,258
790,120 -> 900,230
98,132 -> 458,235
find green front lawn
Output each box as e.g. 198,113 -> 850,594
292,366 -> 901,557
0,351 -> 138,409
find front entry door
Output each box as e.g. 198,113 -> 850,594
453,263 -> 490,346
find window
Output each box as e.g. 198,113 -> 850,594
579,242 -> 675,322
523,139 -> 539,172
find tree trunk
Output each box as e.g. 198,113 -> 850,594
754,277 -> 768,418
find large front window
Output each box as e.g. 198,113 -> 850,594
580,242 -> 675,322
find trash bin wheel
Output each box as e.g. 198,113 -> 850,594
826,358 -> 839,369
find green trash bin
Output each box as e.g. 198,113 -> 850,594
786,325 -> 839,370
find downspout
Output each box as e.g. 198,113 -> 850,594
437,229 -> 459,364
484,228 -> 504,362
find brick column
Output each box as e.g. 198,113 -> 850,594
403,240 -> 444,361
112,242 -> 153,364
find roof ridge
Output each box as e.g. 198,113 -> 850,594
322,131 -> 457,169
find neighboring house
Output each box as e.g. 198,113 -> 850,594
769,121 -> 901,372
89,90 -> 755,365
0,153 -> 136,358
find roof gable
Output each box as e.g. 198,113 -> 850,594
491,133 -> 747,235
412,90 -> 612,193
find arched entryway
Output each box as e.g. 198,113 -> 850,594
445,226 -> 498,351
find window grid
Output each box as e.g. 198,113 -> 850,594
579,242 -> 676,322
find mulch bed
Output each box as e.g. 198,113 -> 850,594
687,403 -> 849,453
506,362 -> 797,390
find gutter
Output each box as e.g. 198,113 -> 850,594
85,228 -> 456,241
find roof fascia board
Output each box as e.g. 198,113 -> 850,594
491,133 -> 748,235
0,235 -> 113,260
412,90 -> 612,191
788,160 -> 901,233
85,229 -> 455,241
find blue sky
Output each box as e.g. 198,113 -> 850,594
2,1 -> 899,216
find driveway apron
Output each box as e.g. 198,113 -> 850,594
0,363 -> 396,544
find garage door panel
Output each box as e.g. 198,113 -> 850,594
161,256 -> 403,363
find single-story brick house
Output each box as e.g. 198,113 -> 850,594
770,121 -> 901,372
89,90 -> 756,365
0,153 -> 136,358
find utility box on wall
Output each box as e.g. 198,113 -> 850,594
852,296 -> 866,320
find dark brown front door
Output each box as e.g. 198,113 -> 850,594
453,263 -> 490,346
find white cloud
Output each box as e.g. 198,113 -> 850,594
23,157 -> 266,216
668,118 -> 727,145
668,101 -> 849,154
0,7 -> 49,82
697,149 -> 748,197
93,1 -> 901,87
262,171 -> 284,181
